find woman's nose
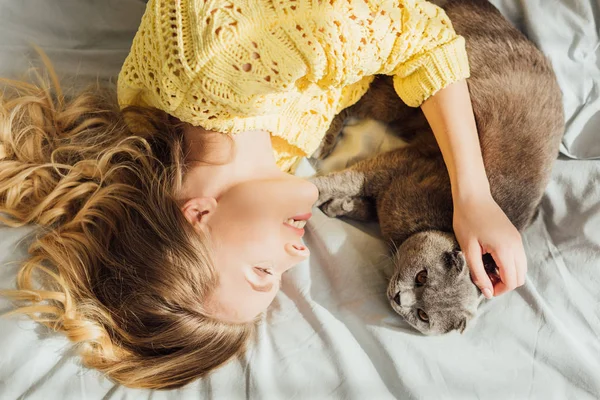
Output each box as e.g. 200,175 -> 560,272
306,180 -> 319,205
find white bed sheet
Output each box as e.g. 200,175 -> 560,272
1,0 -> 599,399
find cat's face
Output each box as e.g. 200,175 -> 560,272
387,231 -> 483,335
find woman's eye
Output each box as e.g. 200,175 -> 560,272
255,266 -> 273,276
415,270 -> 427,286
417,309 -> 429,322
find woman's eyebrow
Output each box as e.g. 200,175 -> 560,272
247,273 -> 282,293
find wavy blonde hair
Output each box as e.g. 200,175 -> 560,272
0,61 -> 255,389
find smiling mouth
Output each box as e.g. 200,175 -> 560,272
284,218 -> 307,229
284,213 -> 312,235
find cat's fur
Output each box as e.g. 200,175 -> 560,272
315,117 -> 408,174
311,0 -> 564,335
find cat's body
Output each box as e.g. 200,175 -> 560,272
312,0 -> 564,335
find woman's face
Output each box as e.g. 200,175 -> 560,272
204,171 -> 318,322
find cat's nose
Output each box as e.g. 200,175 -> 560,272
393,292 -> 401,306
393,291 -> 416,307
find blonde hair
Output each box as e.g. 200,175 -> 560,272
0,62 -> 255,389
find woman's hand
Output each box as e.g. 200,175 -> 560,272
453,192 -> 527,298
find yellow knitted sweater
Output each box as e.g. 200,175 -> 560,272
118,0 -> 470,171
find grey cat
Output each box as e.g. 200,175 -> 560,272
312,0 -> 564,335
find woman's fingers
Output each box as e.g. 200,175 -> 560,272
490,248 -> 517,296
464,240 -> 493,299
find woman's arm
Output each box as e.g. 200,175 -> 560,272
421,80 -> 527,298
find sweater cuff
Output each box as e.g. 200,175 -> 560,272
393,36 -> 470,107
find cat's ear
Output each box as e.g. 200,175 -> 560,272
445,250 -> 466,274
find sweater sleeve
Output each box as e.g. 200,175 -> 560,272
387,0 -> 471,107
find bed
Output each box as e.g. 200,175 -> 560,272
1,0 -> 599,398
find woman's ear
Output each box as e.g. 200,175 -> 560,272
181,197 -> 217,232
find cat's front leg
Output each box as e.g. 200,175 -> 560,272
320,196 -> 377,221
312,169 -> 367,208
312,151 -> 399,209
311,165 -> 385,221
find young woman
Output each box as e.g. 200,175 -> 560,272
0,0 -> 526,389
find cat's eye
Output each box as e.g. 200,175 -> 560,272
415,270 -> 427,286
417,309 -> 429,322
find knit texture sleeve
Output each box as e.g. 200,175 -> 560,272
388,0 -> 470,106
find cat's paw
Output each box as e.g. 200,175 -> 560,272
311,175 -> 351,217
320,197 -> 356,218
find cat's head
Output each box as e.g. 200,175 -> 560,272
387,230 -> 484,335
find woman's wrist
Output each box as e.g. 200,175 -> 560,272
450,167 -> 491,205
